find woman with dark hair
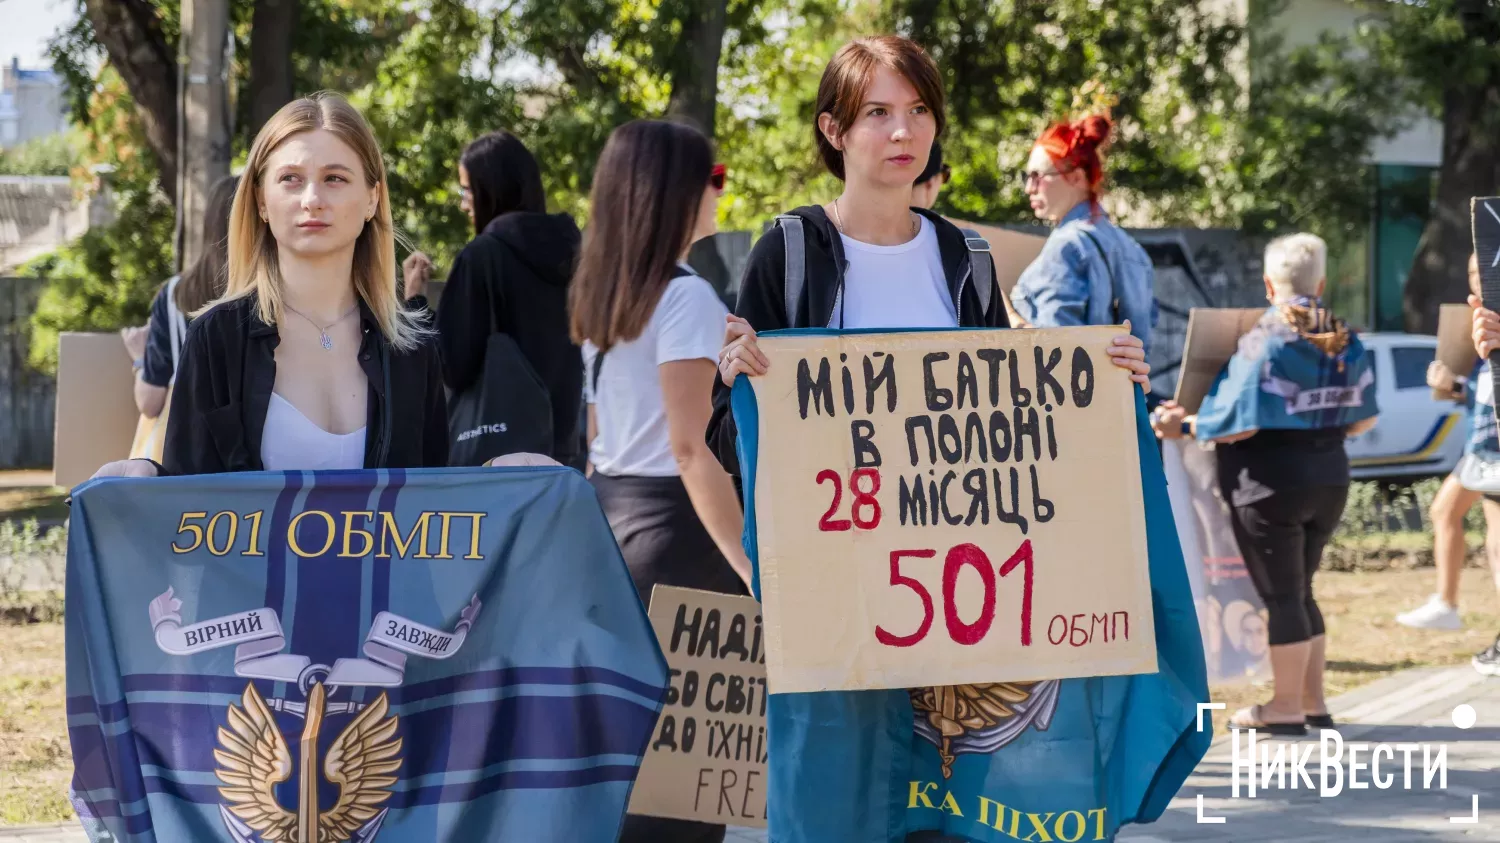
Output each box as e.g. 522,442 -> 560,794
710,37 -> 1150,476
1010,114 -> 1156,356
570,118 -> 749,843
706,36 -> 1156,843
405,130 -> 584,466
125,173 -> 240,421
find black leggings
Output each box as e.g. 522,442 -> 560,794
1228,486 -> 1348,646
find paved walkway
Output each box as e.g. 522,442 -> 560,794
7,668 -> 1496,842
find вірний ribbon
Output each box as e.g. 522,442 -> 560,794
149,587 -> 310,684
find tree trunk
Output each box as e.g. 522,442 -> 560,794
1402,84 -> 1500,333
82,0 -> 178,195
249,0 -> 299,137
1402,3 -> 1500,334
666,0 -> 727,138
176,0 -> 232,270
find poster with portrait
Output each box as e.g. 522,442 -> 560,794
1163,438 -> 1270,683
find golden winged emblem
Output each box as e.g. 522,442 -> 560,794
910,680 -> 1060,778
214,682 -> 403,842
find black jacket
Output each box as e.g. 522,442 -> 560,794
707,205 -> 1009,476
162,294 -> 449,475
435,212 -> 584,462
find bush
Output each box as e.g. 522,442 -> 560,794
1323,478 -> 1486,571
0,519 -> 66,622
0,132 -> 84,176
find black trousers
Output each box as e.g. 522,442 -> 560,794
1227,485 -> 1348,646
592,472 -> 743,843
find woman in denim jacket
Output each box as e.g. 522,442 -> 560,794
1010,114 -> 1157,357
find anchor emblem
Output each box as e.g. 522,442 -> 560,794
147,587 -> 484,842
214,677 -> 401,843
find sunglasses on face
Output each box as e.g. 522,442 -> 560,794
710,163 -> 727,191
1019,164 -> 1075,186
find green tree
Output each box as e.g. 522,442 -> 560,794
1356,0 -> 1500,333
25,71 -> 175,373
0,132 -> 84,176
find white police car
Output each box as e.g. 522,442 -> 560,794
1345,333 -> 1470,483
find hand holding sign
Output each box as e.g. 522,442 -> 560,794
745,328 -> 1158,694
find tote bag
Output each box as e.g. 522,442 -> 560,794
446,310 -> 554,466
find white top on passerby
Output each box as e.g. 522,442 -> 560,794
584,268 -> 728,477
837,215 -> 957,330
261,393 -> 367,471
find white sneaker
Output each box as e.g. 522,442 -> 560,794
1395,595 -> 1462,631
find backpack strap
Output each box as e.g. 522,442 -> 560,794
1079,228 -> 1122,324
776,215 -> 806,323
960,229 -> 994,320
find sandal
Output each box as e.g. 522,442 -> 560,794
1228,704 -> 1307,736
1306,713 -> 1336,730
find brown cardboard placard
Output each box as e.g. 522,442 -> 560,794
627,586 -> 766,827
53,332 -> 139,488
1435,303 -> 1477,399
945,219 -> 1047,298
1173,308 -> 1266,415
747,328 -> 1157,694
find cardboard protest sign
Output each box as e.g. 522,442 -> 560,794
747,328 -> 1157,694
947,219 -> 1046,329
945,219 -> 1046,298
1435,303 -> 1478,400
628,586 -> 767,828
53,332 -> 139,488
1472,197 -> 1500,425
1173,308 -> 1266,414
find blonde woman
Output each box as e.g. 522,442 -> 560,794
94,93 -> 450,477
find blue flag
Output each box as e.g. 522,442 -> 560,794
730,329 -> 1210,843
65,467 -> 668,842
1195,303 -> 1377,440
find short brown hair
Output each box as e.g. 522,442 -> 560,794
814,36 -> 946,181
569,120 -> 715,351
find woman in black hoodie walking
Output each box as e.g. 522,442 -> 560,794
406,131 -> 585,466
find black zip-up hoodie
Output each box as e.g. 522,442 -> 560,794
707,204 -> 1009,477
436,211 -> 584,462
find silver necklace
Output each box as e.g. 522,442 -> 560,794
283,301 -> 358,351
830,197 -> 919,239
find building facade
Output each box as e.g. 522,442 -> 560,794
0,57 -> 68,148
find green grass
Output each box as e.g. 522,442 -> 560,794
0,623 -> 73,825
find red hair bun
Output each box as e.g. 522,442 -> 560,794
1035,113 -> 1113,196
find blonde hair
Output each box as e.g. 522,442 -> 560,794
216,92 -> 423,351
1264,232 -> 1327,298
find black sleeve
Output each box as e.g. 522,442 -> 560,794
984,266 -> 1012,329
434,240 -> 495,394
161,322 -> 225,476
707,226 -> 792,477
422,341 -> 451,467
141,285 -> 175,387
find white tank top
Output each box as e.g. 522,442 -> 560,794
261,393 -> 367,471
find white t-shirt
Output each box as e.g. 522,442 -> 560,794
837,215 -> 957,329
261,393 -> 367,470
584,270 -> 728,476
